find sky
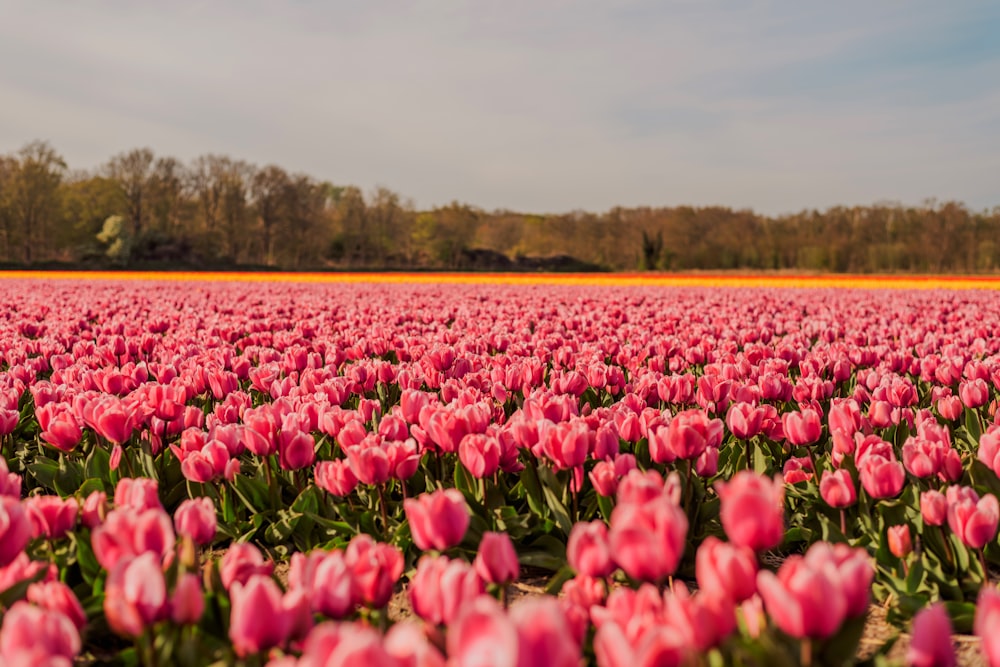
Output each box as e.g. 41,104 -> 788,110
1,0 -> 998,215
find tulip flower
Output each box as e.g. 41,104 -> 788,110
888,524 -> 913,559
567,521 -> 615,579
976,586 -> 1000,667
946,485 -> 999,550
716,471 -> 784,552
447,596 -> 519,667
475,531 -> 520,585
229,575 -> 291,657
23,495 -> 78,540
0,497 -> 33,568
314,459 -> 359,496
921,490 -> 948,527
104,552 -> 170,637
171,573 -> 205,625
26,581 -> 87,632
410,554 -> 484,626
782,408 -> 822,446
0,600 -> 81,665
608,494 -> 688,583
0,458 -> 21,498
695,536 -> 758,603
219,542 -> 274,591
345,534 -> 404,609
174,497 -> 217,546
906,603 -> 956,667
404,488 -> 470,552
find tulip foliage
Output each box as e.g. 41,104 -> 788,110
3,279 -> 1000,664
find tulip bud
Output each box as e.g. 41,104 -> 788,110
474,531 -> 519,585
887,525 -> 912,559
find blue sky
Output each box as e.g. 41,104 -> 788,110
1,1 -> 997,215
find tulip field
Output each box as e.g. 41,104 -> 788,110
4,273 -> 1000,666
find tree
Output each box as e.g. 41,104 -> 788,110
250,165 -> 291,266
8,141 -> 66,263
105,148 -> 155,239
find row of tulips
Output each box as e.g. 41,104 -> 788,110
4,280 -> 1000,663
3,469 -> 1000,665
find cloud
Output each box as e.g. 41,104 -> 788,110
0,0 -> 997,215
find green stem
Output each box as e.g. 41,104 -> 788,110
744,438 -> 753,470
377,484 -> 390,542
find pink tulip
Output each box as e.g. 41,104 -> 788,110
906,603 -> 956,667
219,543 -> 274,591
80,490 -> 108,528
608,494 -> 687,582
695,536 -> 758,603
474,531 -> 520,584
229,575 -> 291,657
87,397 -> 138,444
510,597 -> 582,667
26,581 -> 87,632
345,534 -> 404,609
404,488 -> 470,552
0,600 -> 81,665
661,409 -> 723,460
171,572 -> 205,625
91,507 -> 175,570
979,425 -> 1000,477
921,489 -> 948,526
946,485 -> 1000,549
315,459 -> 359,496
24,495 -> 78,540
37,403 -> 83,452
888,525 -> 913,558
409,555 -> 484,626
541,420 -> 590,470
726,402 -> 765,440
859,455 -> 906,499
0,458 -> 21,498
345,442 -> 393,486
384,621 -> 446,667
459,433 -> 502,478
756,554 -> 847,639
104,552 -> 170,637
716,472 -> 784,552
292,548 -> 357,619
0,408 -> 17,436
819,469 -> 857,508
0,497 -> 33,568
960,378 -> 990,409
782,408 -> 822,446
174,497 -> 216,547
976,586 -> 1000,667
567,520 -> 615,578
447,596 -> 519,667
278,421 -> 316,471
113,477 -> 162,512
782,456 -> 813,484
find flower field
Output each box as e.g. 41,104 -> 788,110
2,272 -> 1000,666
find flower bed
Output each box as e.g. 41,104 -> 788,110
1,278 -> 999,666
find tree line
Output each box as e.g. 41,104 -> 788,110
1,140 -> 998,273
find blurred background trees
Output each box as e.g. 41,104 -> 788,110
1,139 -> 998,273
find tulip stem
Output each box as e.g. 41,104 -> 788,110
980,548 -> 990,582
376,484 -> 390,542
941,528 -> 955,571
745,438 -> 753,470
840,509 -> 847,536
800,638 -> 812,667
683,459 -> 693,515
